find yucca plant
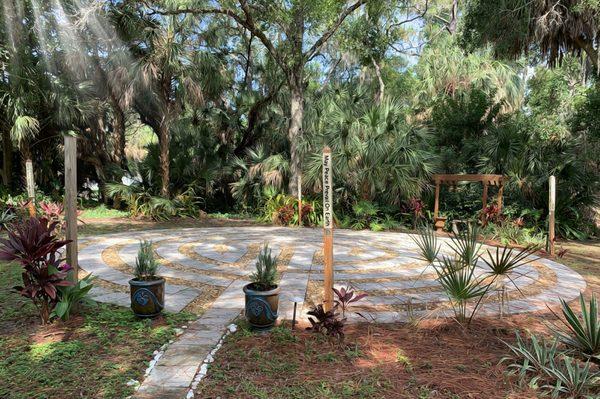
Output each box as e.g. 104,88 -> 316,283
134,240 -> 159,280
503,332 -> 559,387
553,293 -> 600,364
482,244 -> 540,294
411,224 -> 440,264
433,256 -> 488,324
0,209 -> 16,231
250,244 -> 278,291
543,356 -> 600,398
448,223 -> 482,267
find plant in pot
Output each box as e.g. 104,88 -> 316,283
244,244 -> 280,330
129,240 -> 164,318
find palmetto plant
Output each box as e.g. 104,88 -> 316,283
448,223 -> 482,267
482,244 -> 540,294
411,225 -> 440,264
433,257 -> 487,324
553,293 -> 600,364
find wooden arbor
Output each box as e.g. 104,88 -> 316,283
432,174 -> 509,222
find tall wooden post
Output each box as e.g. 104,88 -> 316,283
297,174 -> 302,227
481,181 -> 488,211
548,176 -> 556,256
64,135 -> 78,281
497,183 -> 504,214
322,147 -> 334,311
25,159 -> 36,217
433,180 -> 440,220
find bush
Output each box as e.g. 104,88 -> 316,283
134,240 -> 160,279
0,217 -> 72,324
249,244 -> 278,290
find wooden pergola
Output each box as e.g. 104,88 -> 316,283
432,174 -> 509,221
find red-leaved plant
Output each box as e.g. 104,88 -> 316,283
333,285 -> 368,318
0,217 -> 72,324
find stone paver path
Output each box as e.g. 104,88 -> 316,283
78,227 -> 587,398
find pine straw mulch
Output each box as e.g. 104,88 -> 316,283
196,314 -> 558,399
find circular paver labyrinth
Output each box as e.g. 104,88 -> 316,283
79,227 -> 586,323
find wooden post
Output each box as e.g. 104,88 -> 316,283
297,174 -> 302,227
322,147 -> 334,311
481,180 -> 489,211
433,180 -> 440,220
64,135 -> 78,281
25,159 -> 36,217
548,176 -> 556,256
497,183 -> 504,214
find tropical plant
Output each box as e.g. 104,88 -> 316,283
448,223 -> 482,267
0,217 -> 72,324
553,293 -> 600,364
333,286 -> 367,318
134,240 -> 159,280
411,225 -> 441,264
51,274 -> 96,321
249,244 -> 278,291
433,257 -> 488,324
306,304 -> 346,342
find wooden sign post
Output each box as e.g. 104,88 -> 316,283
322,147 -> 334,311
64,135 -> 78,281
548,175 -> 556,256
25,159 -> 36,217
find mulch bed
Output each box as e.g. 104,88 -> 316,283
197,314 -> 555,398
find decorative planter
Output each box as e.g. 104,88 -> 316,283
129,278 -> 165,318
434,216 -> 447,232
243,283 -> 280,330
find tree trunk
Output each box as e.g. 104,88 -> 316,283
371,57 -> 385,104
112,103 -> 127,170
158,120 -> 170,198
1,128 -> 11,187
448,0 -> 458,34
288,85 -> 304,196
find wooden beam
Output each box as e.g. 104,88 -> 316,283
322,146 -> 334,311
25,159 -> 36,217
64,135 -> 78,281
497,183 -> 504,213
433,181 -> 440,220
297,174 -> 302,227
548,176 -> 556,256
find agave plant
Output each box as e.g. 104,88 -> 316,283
553,293 -> 599,364
411,224 -> 440,264
433,256 -> 488,324
448,223 -> 482,267
0,209 -> 16,231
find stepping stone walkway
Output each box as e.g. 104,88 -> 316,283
78,227 -> 587,398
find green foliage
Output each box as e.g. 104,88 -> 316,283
411,225 -> 440,264
433,257 -> 488,324
482,244 -> 539,291
134,240 -> 159,280
554,293 -> 600,363
447,223 -> 482,267
503,332 -> 600,397
51,274 -> 96,321
250,244 -> 278,291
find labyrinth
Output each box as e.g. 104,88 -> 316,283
80,227 -> 587,323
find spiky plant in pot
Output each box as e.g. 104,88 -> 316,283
244,244 -> 280,330
129,240 -> 164,318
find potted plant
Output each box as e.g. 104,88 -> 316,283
129,240 -> 164,318
243,244 -> 280,330
434,214 -> 447,232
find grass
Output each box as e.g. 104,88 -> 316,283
79,204 -> 129,219
0,261 -> 195,399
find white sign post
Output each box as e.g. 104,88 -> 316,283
322,146 -> 334,311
